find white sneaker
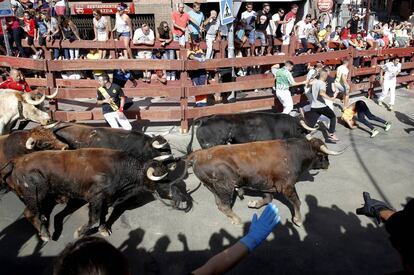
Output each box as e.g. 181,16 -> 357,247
171,75 -> 176,81
166,75 -> 171,81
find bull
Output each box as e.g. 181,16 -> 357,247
184,136 -> 344,226
0,125 -> 68,168
0,89 -> 58,135
51,123 -> 177,170
186,112 -> 317,153
0,148 -> 192,242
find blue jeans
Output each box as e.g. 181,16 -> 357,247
162,49 -> 176,78
255,31 -> 266,45
298,38 -> 308,54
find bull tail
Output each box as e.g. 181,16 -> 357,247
186,118 -> 203,154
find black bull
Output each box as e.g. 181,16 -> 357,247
0,149 -> 192,242
187,112 -> 317,153
51,123 -> 177,169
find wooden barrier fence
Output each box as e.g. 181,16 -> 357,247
1,37 -> 414,133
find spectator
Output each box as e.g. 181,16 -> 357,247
378,58 -> 401,111
52,236 -> 130,275
23,10 -> 39,58
113,3 -> 133,59
349,33 -> 366,67
60,16 -> 81,60
271,61 -> 308,115
349,13 -> 364,35
0,68 -> 32,92
255,3 -> 272,56
0,18 -> 12,55
86,49 -> 104,80
307,19 -> 321,53
132,23 -> 155,83
36,12 -> 59,59
93,9 -> 110,59
203,10 -> 221,59
270,8 -> 286,53
341,100 -> 391,138
157,21 -> 176,80
356,192 -> 414,275
10,4 -> 26,57
281,4 -> 298,45
240,2 -> 256,56
318,13 -> 328,29
172,2 -> 189,50
187,36 -> 208,107
334,58 -> 351,107
339,21 -> 351,48
318,24 -> 332,51
295,14 -> 312,55
113,56 -> 137,88
96,73 -> 132,130
150,49 -> 167,85
306,68 -> 339,142
188,2 -> 205,41
328,26 -> 342,50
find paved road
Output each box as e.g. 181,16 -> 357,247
0,89 -> 413,275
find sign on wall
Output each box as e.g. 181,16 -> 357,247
0,0 -> 13,17
73,3 -> 135,15
317,0 -> 334,13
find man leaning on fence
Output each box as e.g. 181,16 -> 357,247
96,73 -> 132,131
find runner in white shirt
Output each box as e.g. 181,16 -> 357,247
378,58 -> 402,111
334,58 -> 351,107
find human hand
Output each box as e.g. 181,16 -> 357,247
240,204 -> 280,252
356,192 -> 393,224
93,38 -> 97,42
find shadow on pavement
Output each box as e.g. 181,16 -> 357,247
395,111 -> 414,134
0,195 -> 402,275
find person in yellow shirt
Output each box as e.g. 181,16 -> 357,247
318,25 -> 332,51
341,100 -> 391,138
86,49 -> 105,80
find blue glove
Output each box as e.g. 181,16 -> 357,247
240,204 -> 281,252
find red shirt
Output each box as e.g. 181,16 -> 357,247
284,11 -> 296,22
340,28 -> 349,40
171,11 -> 189,36
24,18 -> 36,37
0,77 -> 32,93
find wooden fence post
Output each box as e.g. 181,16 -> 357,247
44,49 -> 58,119
179,47 -> 189,134
408,55 -> 414,90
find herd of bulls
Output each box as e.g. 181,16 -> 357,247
0,94 -> 345,242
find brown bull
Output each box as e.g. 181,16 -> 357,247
186,137 -> 344,226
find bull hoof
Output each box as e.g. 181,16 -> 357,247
40,234 -> 50,242
292,217 -> 302,227
73,227 -> 82,239
247,200 -> 261,208
99,225 -> 112,237
230,217 -> 242,225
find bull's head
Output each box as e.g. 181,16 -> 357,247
144,160 -> 192,212
20,88 -> 59,126
307,136 -> 346,170
25,126 -> 69,151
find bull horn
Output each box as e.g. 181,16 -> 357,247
300,120 -> 319,132
43,121 -> 60,129
152,140 -> 168,149
24,93 -> 45,105
153,154 -> 173,161
146,167 -> 168,181
45,87 -> 58,99
319,145 -> 346,156
25,137 -> 35,150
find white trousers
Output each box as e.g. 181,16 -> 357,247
276,89 -> 293,115
205,35 -> 215,59
379,79 -> 396,105
104,112 -> 132,130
